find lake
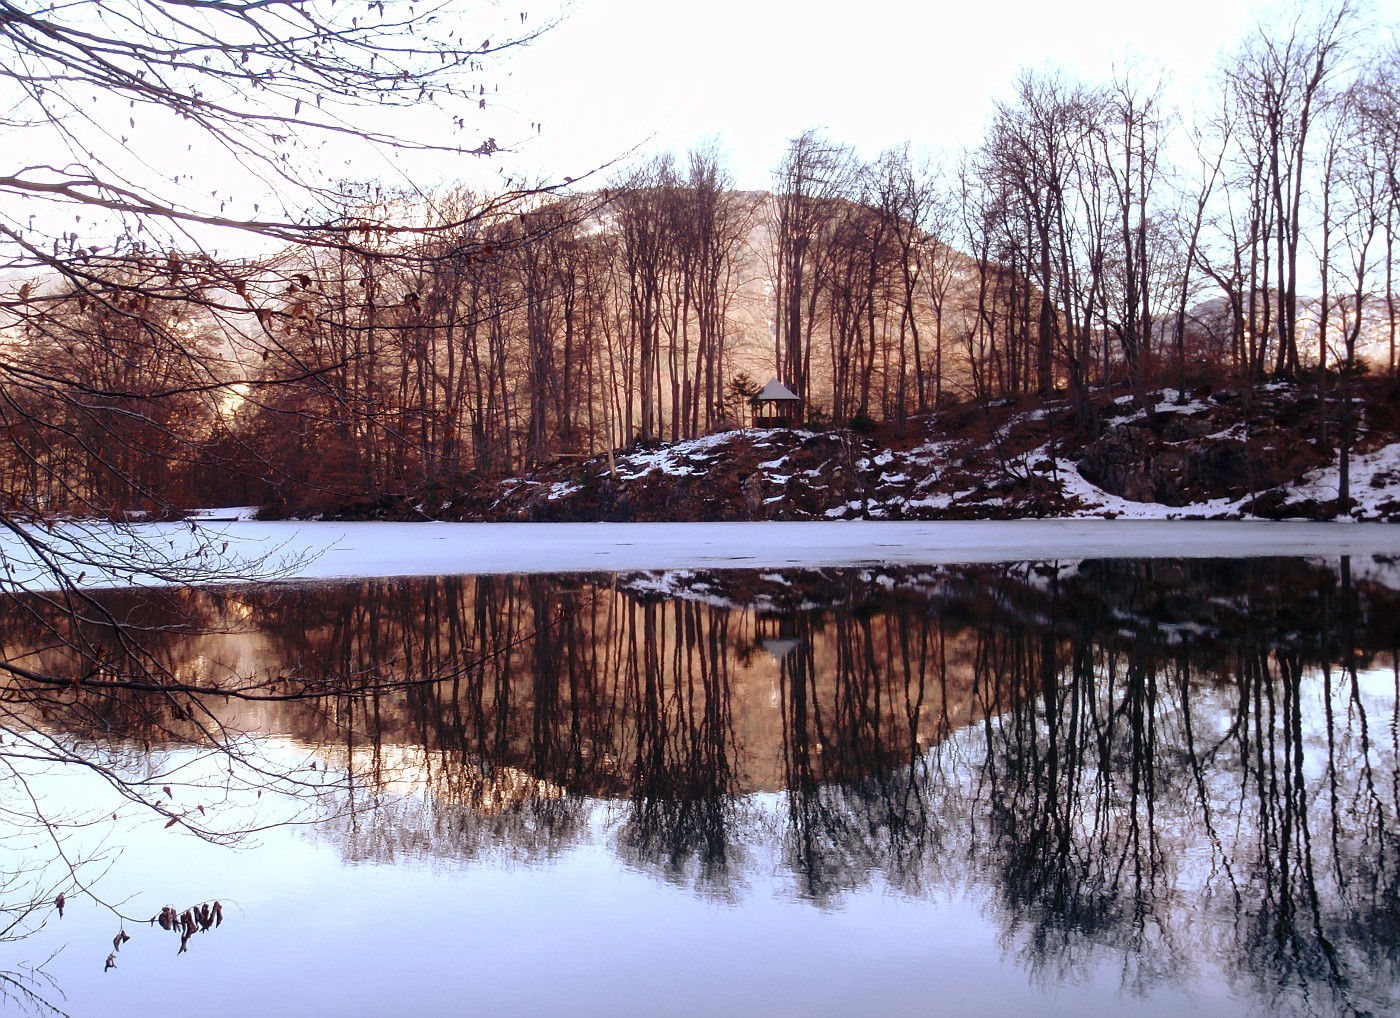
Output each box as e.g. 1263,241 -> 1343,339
4,554 -> 1399,1017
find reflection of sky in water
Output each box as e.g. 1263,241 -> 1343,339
28,769 -> 1233,1018
19,693 -> 1380,1018
6,560 -> 1400,1017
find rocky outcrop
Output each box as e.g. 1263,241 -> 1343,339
1076,424 -> 1258,505
1076,396 -> 1330,507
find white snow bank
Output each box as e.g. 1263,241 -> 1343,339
5,519 -> 1400,593
1287,443 -> 1400,514
187,506 -> 261,522
1049,440 -> 1400,521
612,429 -> 755,480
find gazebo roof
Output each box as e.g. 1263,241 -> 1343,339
756,378 -> 800,402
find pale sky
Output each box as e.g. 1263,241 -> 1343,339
4,0 -> 1398,262
481,0 -> 1400,190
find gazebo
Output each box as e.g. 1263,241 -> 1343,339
752,378 -> 803,428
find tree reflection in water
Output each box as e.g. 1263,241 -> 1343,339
4,557 -> 1400,1015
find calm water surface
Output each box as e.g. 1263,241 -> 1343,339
4,557 -> 1399,1017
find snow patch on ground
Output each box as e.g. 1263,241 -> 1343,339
1053,458 -> 1244,520
1288,444 -> 1400,516
187,506 -> 260,522
612,429 -> 745,481
1045,439 -> 1400,521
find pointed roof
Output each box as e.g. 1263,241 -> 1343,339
756,378 -> 800,401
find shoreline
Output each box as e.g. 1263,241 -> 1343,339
6,518 -> 1400,592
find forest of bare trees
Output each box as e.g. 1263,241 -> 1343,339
1,2 -> 1397,517
1,5 -> 1399,1009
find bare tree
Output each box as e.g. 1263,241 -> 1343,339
0,1 -> 555,1004
772,131 -> 856,406
1,0 -> 557,508
1224,1 -> 1358,378
612,156 -> 675,443
676,145 -> 751,437
1102,72 -> 1168,404
1328,67 -> 1392,508
1168,101 -> 1232,400
982,71 -> 1110,420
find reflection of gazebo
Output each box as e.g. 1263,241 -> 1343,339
762,638 -> 801,663
753,378 -> 803,427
